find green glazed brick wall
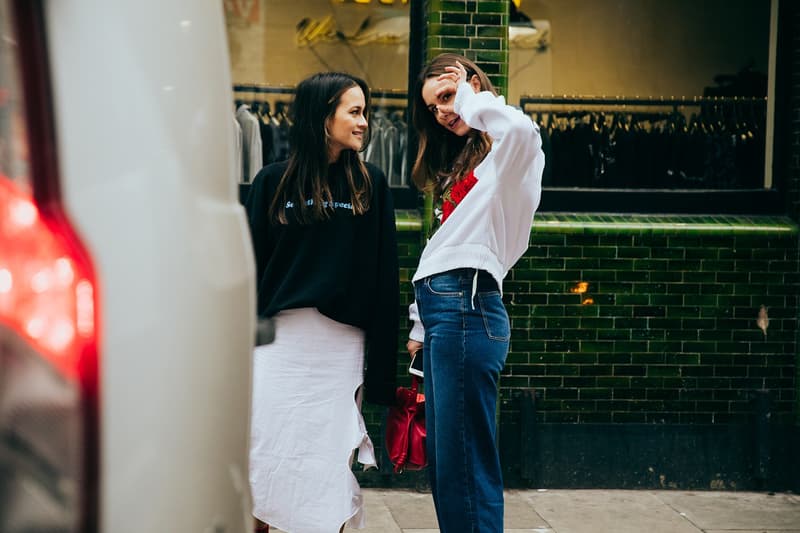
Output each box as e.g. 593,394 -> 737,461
500,215 -> 799,429
361,214 -> 800,482
426,0 -> 509,95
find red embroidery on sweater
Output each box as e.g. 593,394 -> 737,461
441,170 -> 478,223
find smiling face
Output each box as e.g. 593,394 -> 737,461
420,74 -> 481,137
326,86 -> 368,162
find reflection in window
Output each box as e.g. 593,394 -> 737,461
523,96 -> 766,190
508,0 -> 770,191
225,0 -> 410,187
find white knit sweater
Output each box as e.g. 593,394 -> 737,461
408,81 -> 545,342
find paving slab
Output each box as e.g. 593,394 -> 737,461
505,490 -> 552,530
379,489 -> 439,530
355,489 -> 556,532
523,489 -> 702,533
655,491 -> 800,531
358,489 -> 403,533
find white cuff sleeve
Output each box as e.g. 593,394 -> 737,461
408,301 -> 425,342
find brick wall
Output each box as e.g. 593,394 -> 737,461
501,219 -> 798,429
425,0 -> 509,95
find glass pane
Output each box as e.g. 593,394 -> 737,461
225,0 -> 410,187
508,0 -> 771,190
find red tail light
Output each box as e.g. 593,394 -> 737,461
0,178 -> 97,379
0,1 -> 99,531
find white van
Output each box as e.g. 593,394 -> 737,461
0,1 -> 255,531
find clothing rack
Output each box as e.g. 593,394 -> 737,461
233,84 -> 295,96
520,94 -> 766,110
233,83 -> 407,100
524,94 -> 767,191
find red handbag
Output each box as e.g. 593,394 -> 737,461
385,375 -> 427,473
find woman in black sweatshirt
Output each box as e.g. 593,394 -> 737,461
245,72 -> 399,533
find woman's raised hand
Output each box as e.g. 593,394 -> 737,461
438,60 -> 468,87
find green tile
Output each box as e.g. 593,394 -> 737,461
428,23 -> 466,36
648,366 -> 681,377
471,13 -> 502,25
476,1 -> 507,13
648,271 -> 682,283
441,12 -> 471,24
616,295 -> 650,305
582,247 -> 617,258
596,326 -> 632,341
472,50 -> 506,62
475,25 -> 504,38
429,0 -> 469,12
469,37 -> 505,50
580,341 -> 616,353
441,36 -> 470,48
477,62 -> 502,74
650,294 -> 683,306
633,258 -> 669,271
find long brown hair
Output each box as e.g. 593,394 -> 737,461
269,72 -> 372,225
411,53 -> 494,200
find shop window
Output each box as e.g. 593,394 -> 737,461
225,0 -> 414,205
508,0 -> 780,214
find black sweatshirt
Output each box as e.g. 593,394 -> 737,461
245,160 -> 399,406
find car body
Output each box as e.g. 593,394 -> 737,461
0,1 -> 255,531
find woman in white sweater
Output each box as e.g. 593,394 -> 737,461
406,53 -> 545,533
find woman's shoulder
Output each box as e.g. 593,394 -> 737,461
250,161 -> 289,195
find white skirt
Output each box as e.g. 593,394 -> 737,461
249,308 -> 376,533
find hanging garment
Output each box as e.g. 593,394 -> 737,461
232,115 -> 244,184
235,104 -> 263,182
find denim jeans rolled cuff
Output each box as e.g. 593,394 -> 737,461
413,268 -> 510,533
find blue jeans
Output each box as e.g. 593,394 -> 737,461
414,268 -> 510,533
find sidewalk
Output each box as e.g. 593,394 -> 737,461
334,488 -> 800,533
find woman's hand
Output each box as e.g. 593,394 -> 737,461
430,61 -> 469,117
439,60 -> 468,86
406,339 -> 423,358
